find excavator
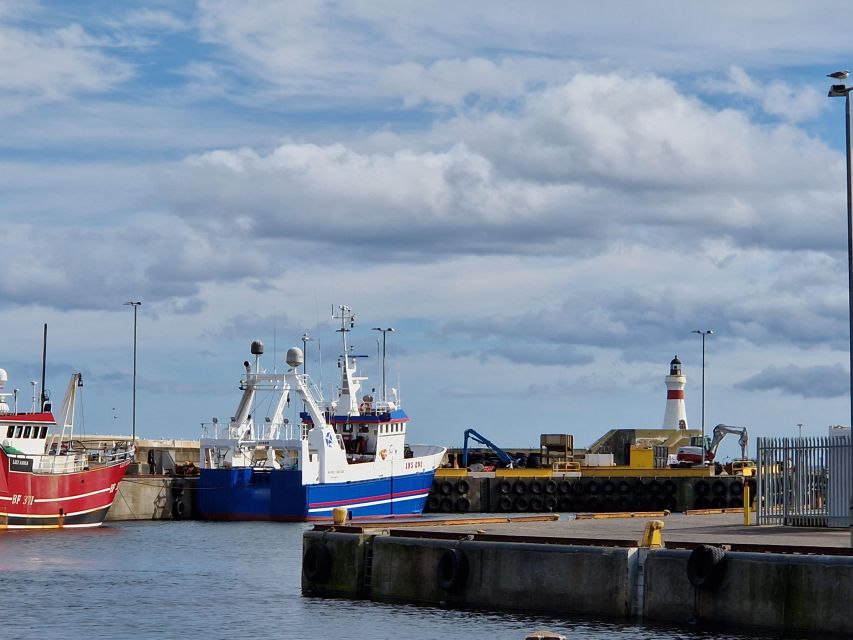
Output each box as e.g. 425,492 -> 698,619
674,423 -> 750,474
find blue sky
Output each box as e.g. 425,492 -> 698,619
3,1 -> 853,460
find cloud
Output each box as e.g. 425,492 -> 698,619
703,66 -> 823,122
739,364 -> 850,398
0,19 -> 131,111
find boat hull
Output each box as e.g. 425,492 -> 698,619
197,467 -> 438,521
0,449 -> 131,530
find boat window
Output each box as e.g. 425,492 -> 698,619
40,426 -> 48,438
23,425 -> 32,438
14,425 -> 22,438
5,426 -> 12,438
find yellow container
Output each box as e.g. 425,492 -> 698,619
629,446 -> 654,469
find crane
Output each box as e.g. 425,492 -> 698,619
461,428 -> 520,469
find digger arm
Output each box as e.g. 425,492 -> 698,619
709,423 -> 749,460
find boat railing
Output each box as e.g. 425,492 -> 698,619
295,373 -> 325,407
20,440 -> 134,474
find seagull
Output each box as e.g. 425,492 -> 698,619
828,70 -> 850,80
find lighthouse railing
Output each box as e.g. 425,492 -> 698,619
756,435 -> 850,528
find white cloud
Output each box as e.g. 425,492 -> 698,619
704,65 -> 823,122
0,20 -> 131,111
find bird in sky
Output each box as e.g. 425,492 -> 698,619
828,70 -> 850,80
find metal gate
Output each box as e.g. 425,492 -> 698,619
756,435 -> 851,527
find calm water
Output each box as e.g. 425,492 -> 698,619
0,521 -> 806,640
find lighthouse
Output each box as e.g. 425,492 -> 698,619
663,356 -> 688,429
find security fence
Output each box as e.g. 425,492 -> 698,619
756,435 -> 851,527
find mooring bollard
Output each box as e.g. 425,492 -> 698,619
638,519 -> 665,548
333,507 -> 348,525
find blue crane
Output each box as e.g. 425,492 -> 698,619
462,428 -> 520,468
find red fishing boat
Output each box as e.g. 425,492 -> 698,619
0,356 -> 133,529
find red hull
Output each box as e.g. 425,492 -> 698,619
0,448 -> 131,529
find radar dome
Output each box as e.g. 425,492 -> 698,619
251,340 -> 264,355
286,347 -> 304,369
0,368 -> 6,388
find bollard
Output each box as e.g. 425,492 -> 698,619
638,519 -> 665,548
743,480 -> 751,526
333,507 -> 348,525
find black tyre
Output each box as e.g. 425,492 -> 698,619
303,544 -> 332,583
686,544 -> 727,590
730,482 -> 743,496
711,480 -> 727,496
572,481 -> 585,496
456,480 -> 470,495
439,481 -> 453,495
544,496 -> 557,511
530,480 -> 544,495
513,480 -> 527,495
601,480 -> 615,495
648,480 -> 661,496
498,480 -> 512,494
694,496 -> 711,509
662,480 -> 677,495
544,480 -> 558,494
694,480 -> 710,496
617,480 -> 631,495
455,497 -> 471,512
427,495 -> 440,511
437,548 -> 469,592
514,496 -> 529,511
498,496 -> 513,512
440,497 -> 453,512
557,497 -> 573,512
530,497 -> 545,512
587,481 -> 599,496
558,480 -> 571,495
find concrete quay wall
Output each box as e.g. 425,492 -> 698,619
426,474 -> 753,515
107,476 -> 195,521
302,530 -> 853,636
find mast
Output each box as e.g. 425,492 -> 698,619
40,323 -> 47,410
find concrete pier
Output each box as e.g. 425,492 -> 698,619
107,476 -> 195,521
302,514 -> 853,636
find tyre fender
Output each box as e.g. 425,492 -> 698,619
437,548 -> 469,592
687,544 -> 727,590
303,544 -> 332,583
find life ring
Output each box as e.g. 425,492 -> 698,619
687,544 -> 727,590
379,449 -> 388,460
437,548 -> 469,592
302,544 -> 332,583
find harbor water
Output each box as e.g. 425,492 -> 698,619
0,521 -> 807,640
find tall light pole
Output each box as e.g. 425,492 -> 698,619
124,301 -> 142,442
300,333 -> 312,375
372,327 -> 395,402
692,330 -> 714,450
797,423 -> 804,439
828,72 -> 853,544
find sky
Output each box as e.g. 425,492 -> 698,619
2,1 -> 853,461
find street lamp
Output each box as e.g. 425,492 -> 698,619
828,75 -> 853,544
300,333 -> 312,375
372,327 -> 395,402
123,301 -> 142,442
797,423 -> 804,439
691,330 -> 714,449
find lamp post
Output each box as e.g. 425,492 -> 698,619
828,73 -> 853,544
372,327 -> 395,402
300,333 -> 312,375
123,301 -> 142,442
691,330 -> 714,450
797,423 -> 804,439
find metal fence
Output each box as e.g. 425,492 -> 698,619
756,435 -> 851,527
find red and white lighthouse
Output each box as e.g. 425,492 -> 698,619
663,356 -> 688,429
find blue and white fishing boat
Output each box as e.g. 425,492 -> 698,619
196,306 -> 446,521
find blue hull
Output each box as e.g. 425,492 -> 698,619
196,468 -> 437,521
